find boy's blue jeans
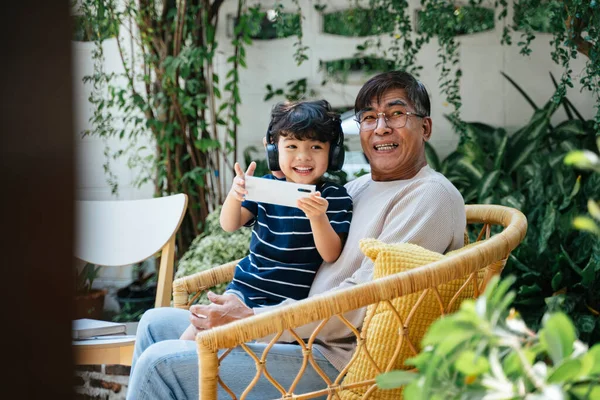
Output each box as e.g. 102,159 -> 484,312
127,307 -> 339,399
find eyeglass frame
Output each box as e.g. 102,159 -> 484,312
354,110 -> 428,131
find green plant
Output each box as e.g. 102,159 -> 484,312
241,8 -> 301,40
79,0 -> 261,255
319,57 -> 396,85
75,263 -> 103,294
243,145 -> 270,178
416,5 -> 496,36
322,7 -> 394,37
298,0 -> 600,138
264,78 -> 315,102
111,302 -> 145,322
425,72 -> 600,345
565,138 -> 600,236
71,0 -> 119,42
377,275 -> 600,399
175,206 -> 251,305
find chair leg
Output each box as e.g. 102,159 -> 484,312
198,343 -> 219,400
155,235 -> 175,308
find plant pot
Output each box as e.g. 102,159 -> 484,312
116,281 -> 156,316
74,289 -> 107,320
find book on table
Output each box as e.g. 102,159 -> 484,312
72,318 -> 127,340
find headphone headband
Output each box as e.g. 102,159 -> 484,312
264,118 -> 345,173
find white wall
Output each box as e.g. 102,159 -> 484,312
73,0 -> 596,201
73,38 -> 155,201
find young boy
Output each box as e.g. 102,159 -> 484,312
180,100 -> 352,339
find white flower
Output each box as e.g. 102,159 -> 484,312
571,340 -> 588,358
531,361 -> 548,380
525,385 -> 565,400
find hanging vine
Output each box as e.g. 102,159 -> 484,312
79,0 -> 256,253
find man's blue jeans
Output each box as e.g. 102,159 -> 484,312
127,307 -> 339,399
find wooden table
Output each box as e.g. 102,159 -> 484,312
73,336 -> 136,366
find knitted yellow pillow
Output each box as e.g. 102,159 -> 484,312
339,239 -> 477,400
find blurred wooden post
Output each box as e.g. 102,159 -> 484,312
1,1 -> 75,398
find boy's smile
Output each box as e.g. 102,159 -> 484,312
277,136 -> 330,185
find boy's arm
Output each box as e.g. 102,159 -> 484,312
220,162 -> 256,232
179,324 -> 197,341
309,214 -> 343,262
297,192 -> 343,263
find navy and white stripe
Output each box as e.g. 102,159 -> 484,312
226,175 -> 353,307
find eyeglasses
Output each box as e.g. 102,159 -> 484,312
355,111 -> 426,131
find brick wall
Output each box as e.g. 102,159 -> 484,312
74,365 -> 131,400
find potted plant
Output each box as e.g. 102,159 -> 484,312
74,262 -> 107,320
115,263 -> 157,321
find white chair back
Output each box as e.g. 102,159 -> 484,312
75,193 -> 188,307
75,194 -> 187,266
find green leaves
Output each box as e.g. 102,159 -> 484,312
379,275 -> 600,399
537,204 -> 557,255
454,351 -> 490,375
540,312 -> 576,364
376,370 -> 417,389
478,170 -> 501,200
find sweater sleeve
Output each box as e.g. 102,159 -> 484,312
378,180 -> 464,253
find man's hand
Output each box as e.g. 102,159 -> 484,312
228,162 -> 256,202
188,292 -> 253,331
297,192 -> 329,220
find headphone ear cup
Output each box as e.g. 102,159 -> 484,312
331,144 -> 345,171
266,143 -> 280,171
265,121 -> 280,172
328,126 -> 345,171
328,144 -> 344,171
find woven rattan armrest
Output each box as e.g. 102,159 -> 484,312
193,226 -> 516,351
172,259 -> 240,309
191,205 -> 526,350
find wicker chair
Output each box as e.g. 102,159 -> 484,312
172,204 -> 527,399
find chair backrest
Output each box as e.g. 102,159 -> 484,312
75,193 -> 188,307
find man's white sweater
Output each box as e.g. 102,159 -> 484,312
255,165 -> 466,371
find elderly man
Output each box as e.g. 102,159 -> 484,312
127,70 -> 465,399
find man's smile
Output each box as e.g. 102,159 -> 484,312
372,142 -> 399,152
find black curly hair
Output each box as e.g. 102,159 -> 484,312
268,99 -> 342,144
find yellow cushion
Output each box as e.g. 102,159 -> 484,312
339,239 -> 478,400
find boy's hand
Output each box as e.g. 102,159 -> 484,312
228,161 -> 256,202
297,192 -> 329,220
